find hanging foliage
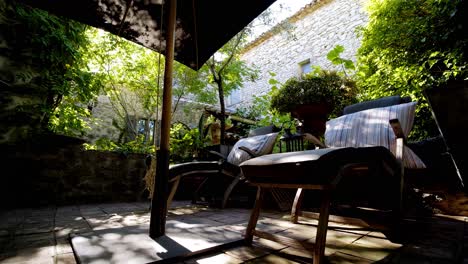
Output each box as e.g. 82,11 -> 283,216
356,0 -> 468,140
1,1 -> 103,137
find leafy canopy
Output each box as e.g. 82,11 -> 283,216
1,1 -> 103,137
356,0 -> 468,139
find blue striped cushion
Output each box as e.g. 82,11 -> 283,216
325,102 -> 426,169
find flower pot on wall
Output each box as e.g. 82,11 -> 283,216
424,80 -> 468,191
291,103 -> 331,136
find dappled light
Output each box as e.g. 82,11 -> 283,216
2,0 -> 468,263
1,201 -> 467,263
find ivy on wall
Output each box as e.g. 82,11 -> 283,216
0,1 -> 103,139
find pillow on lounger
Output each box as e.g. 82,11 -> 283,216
227,132 -> 279,166
324,102 -> 426,169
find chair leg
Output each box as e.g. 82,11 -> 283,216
291,188 -> 304,223
193,176 -> 210,204
222,176 -> 241,209
167,176 -> 181,208
390,165 -> 405,241
314,190 -> 331,264
245,187 -> 265,244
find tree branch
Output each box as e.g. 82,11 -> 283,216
218,30 -> 246,75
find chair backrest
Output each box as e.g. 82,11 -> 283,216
325,100 -> 426,169
342,95 -> 412,115
227,129 -> 279,166
248,125 -> 280,137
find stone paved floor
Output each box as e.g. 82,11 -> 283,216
0,200 -> 467,263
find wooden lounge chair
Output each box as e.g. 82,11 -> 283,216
242,145 -> 402,263
239,96 -> 426,263
161,125 -> 279,209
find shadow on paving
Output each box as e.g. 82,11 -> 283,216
1,201 -> 467,264
71,218 -> 244,263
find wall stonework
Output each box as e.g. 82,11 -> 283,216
239,0 -> 368,106
86,95 -> 122,142
85,94 -> 206,143
0,32 -> 47,144
0,134 -> 149,208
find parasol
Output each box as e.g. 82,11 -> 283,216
16,0 -> 276,238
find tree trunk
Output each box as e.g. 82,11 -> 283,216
208,58 -> 227,146
216,78 -> 226,145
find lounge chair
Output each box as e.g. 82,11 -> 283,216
240,96 -> 426,264
161,125 -> 279,209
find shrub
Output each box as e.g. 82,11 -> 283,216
270,70 -> 358,118
356,0 -> 468,140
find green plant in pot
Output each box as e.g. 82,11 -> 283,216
270,70 -> 358,136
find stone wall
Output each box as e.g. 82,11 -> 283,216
85,94 -> 207,143
0,27 -> 47,144
0,134 -> 149,208
239,0 -> 368,105
85,95 -> 123,142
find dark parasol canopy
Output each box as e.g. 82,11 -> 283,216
16,0 -> 275,238
18,0 -> 274,71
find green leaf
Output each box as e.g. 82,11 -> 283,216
343,60 -> 355,70
326,45 -> 345,62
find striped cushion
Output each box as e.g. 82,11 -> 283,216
324,102 -> 426,169
227,132 -> 279,166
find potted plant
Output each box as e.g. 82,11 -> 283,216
270,70 -> 357,135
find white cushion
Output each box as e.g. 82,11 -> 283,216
227,132 -> 279,166
324,102 -> 426,169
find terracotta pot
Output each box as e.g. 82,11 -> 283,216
291,103 -> 331,136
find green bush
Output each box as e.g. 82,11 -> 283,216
271,70 -> 358,118
357,0 -> 468,140
84,135 -> 155,154
170,123 -> 205,163
1,1 -> 103,136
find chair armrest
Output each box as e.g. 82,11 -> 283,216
389,119 -> 405,162
389,119 -> 406,141
302,133 -> 327,149
208,150 -> 227,160
239,146 -> 258,158
389,119 -> 406,213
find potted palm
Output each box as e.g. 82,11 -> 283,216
270,70 -> 357,136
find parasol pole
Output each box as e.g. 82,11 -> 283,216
150,0 -> 177,238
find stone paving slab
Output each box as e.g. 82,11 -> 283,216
1,201 -> 467,264
71,217 -> 245,263
0,246 -> 55,264
184,252 -> 243,264
327,252 -> 374,264
243,253 -> 301,264
223,245 -> 270,261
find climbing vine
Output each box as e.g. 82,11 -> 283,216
1,1 -> 103,137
